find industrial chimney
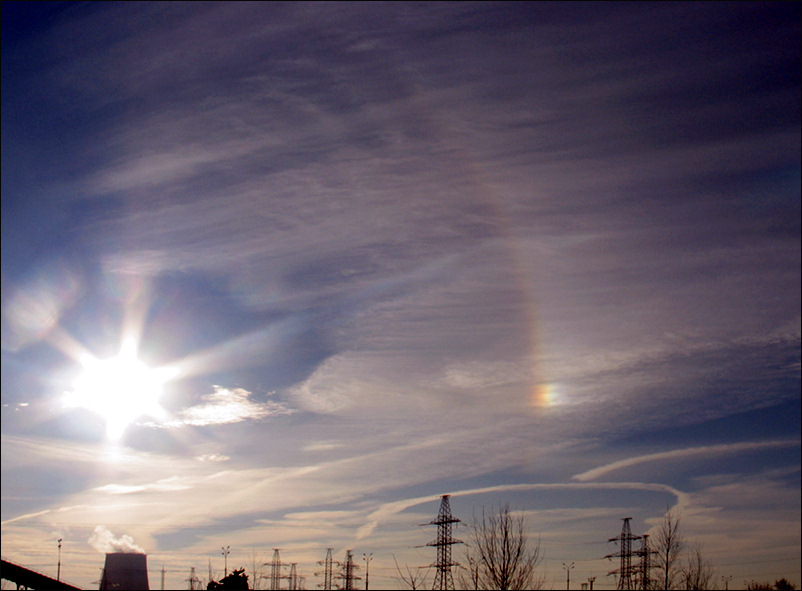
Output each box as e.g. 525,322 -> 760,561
99,552 -> 150,590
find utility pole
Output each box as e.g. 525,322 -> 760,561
722,575 -> 732,590
222,546 -> 230,577
57,538 -> 63,581
363,553 -> 373,591
563,562 -> 574,590
161,565 -> 166,590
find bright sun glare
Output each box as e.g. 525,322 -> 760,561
65,338 -> 173,439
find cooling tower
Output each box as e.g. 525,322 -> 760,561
99,552 -> 149,590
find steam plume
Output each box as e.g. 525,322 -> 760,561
88,525 -> 145,554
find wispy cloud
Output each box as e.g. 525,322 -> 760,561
1,509 -> 52,526
160,386 -> 294,428
572,440 -> 801,482
92,477 -> 192,495
195,453 -> 231,463
357,481 -> 689,541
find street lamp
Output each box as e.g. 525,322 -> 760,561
562,562 -> 575,591
722,575 -> 732,590
363,553 -> 373,591
57,538 -> 63,581
222,546 -> 230,577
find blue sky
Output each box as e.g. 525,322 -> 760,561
1,2 -> 799,589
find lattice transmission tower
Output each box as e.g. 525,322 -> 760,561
634,534 -> 657,590
336,550 -> 361,591
316,548 -> 339,590
288,563 -> 299,591
424,494 -> 463,591
185,567 -> 201,590
605,517 -> 641,590
269,549 -> 283,591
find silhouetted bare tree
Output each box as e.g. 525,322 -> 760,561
462,503 -> 545,590
392,554 -> 429,590
457,550 -> 481,591
680,542 -> 715,590
246,548 -> 265,590
652,506 -> 685,590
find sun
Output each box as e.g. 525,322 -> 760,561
65,337 -> 173,439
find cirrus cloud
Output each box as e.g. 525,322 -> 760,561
161,386 -> 294,427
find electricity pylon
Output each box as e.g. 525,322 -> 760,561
269,549 -> 282,591
605,517 -> 640,590
425,495 -> 462,590
336,550 -> 361,591
634,534 -> 657,590
316,548 -> 339,590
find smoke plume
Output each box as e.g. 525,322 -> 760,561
88,525 -> 145,554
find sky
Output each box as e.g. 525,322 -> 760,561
1,2 -> 800,589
